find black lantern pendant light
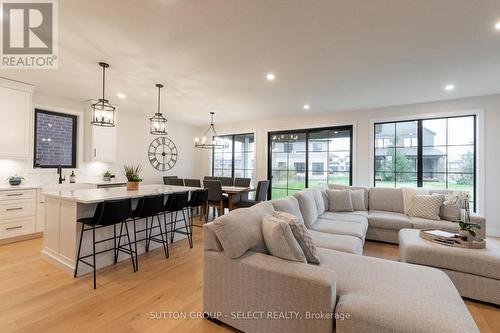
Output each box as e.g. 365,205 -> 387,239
194,112 -> 228,149
150,84 -> 168,135
91,62 -> 115,127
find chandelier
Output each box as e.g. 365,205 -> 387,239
150,84 -> 168,135
91,62 -> 115,127
194,112 -> 228,149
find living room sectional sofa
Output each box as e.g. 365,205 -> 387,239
203,185 -> 484,332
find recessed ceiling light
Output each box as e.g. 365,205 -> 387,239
495,21 -> 500,30
266,73 -> 275,81
303,104 -> 310,110
116,93 -> 126,99
444,84 -> 455,91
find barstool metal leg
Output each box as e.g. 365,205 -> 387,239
74,223 -> 85,278
133,219 -> 139,270
92,226 -> 96,290
170,211 -> 177,243
182,208 -> 192,248
156,215 -> 169,259
145,217 -> 150,252
123,221 -> 137,272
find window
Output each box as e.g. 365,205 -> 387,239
34,109 -> 77,168
374,115 -> 476,208
269,126 -> 353,199
212,133 -> 255,183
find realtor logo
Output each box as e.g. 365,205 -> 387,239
1,0 -> 58,69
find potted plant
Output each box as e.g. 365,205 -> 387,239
123,164 -> 142,190
7,174 -> 24,186
103,171 -> 113,182
458,221 -> 481,241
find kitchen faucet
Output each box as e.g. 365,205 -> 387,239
57,165 -> 66,184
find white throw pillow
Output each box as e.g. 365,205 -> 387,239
408,194 -> 445,220
350,189 -> 366,211
327,189 -> 354,212
273,211 -> 320,264
261,215 -> 307,263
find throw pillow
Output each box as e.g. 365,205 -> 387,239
261,215 -> 307,263
408,194 -> 445,220
327,189 -> 354,212
273,211 -> 320,264
350,189 -> 366,211
438,192 -> 468,221
402,187 -> 430,215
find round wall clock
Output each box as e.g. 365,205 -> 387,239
148,137 -> 178,171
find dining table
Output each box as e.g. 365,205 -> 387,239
221,186 -> 252,211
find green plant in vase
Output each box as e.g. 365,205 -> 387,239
7,174 -> 24,186
103,171 -> 113,181
123,164 -> 142,190
458,195 -> 481,241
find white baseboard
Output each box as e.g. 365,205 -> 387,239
486,228 -> 500,238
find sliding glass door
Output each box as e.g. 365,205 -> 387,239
268,126 -> 353,199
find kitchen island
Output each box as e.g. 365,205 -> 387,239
41,184 -> 198,275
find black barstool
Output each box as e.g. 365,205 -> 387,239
130,194 -> 169,269
187,189 -> 208,228
74,198 -> 134,289
163,192 -> 192,248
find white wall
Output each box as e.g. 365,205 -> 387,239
0,91 -> 203,186
201,94 -> 500,236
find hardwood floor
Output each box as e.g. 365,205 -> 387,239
0,226 -> 499,332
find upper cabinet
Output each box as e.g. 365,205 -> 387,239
84,101 -> 117,163
0,79 -> 34,159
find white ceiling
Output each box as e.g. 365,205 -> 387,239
2,0 -> 500,126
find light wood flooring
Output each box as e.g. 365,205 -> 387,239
0,225 -> 499,333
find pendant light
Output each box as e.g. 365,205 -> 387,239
91,62 -> 115,127
150,84 -> 168,135
194,112 -> 228,149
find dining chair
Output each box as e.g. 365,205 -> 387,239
184,179 -> 202,187
165,178 -> 185,186
203,180 -> 228,219
234,177 -> 251,187
217,177 -> 234,186
163,176 -> 178,184
203,176 -> 218,181
232,180 -> 270,209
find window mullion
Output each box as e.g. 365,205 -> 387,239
417,119 -> 423,187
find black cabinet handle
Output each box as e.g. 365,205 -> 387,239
6,207 -> 22,211
7,193 -> 23,197
6,225 -> 22,230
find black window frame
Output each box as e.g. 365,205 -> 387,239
267,125 -> 354,199
211,133 -> 255,181
33,109 -> 77,169
374,115 -> 477,210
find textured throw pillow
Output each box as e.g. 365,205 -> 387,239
438,192 -> 467,221
273,211 -> 320,264
327,189 -> 354,212
408,194 -> 445,220
402,187 -> 430,215
261,215 -> 307,263
350,189 -> 366,211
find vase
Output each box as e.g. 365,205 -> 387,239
127,181 -> 139,191
9,178 -> 21,186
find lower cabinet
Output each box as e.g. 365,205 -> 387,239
0,188 -> 38,242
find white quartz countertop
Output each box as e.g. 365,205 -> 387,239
0,184 -> 39,190
43,184 -> 199,204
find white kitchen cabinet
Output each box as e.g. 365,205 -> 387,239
84,101 -> 117,162
0,79 -> 34,159
0,188 -> 37,241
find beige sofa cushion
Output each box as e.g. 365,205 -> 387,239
317,247 -> 478,333
402,187 -> 430,214
408,194 -> 444,220
330,184 -> 369,210
262,215 -> 307,263
327,189 -> 354,212
271,196 -> 304,224
368,210 -> 412,230
350,189 -> 367,211
309,187 -> 328,215
410,216 -> 460,231
309,230 -> 363,255
309,218 -> 366,241
369,187 -> 404,213
213,201 -> 274,258
319,212 -> 368,231
293,190 -> 318,227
